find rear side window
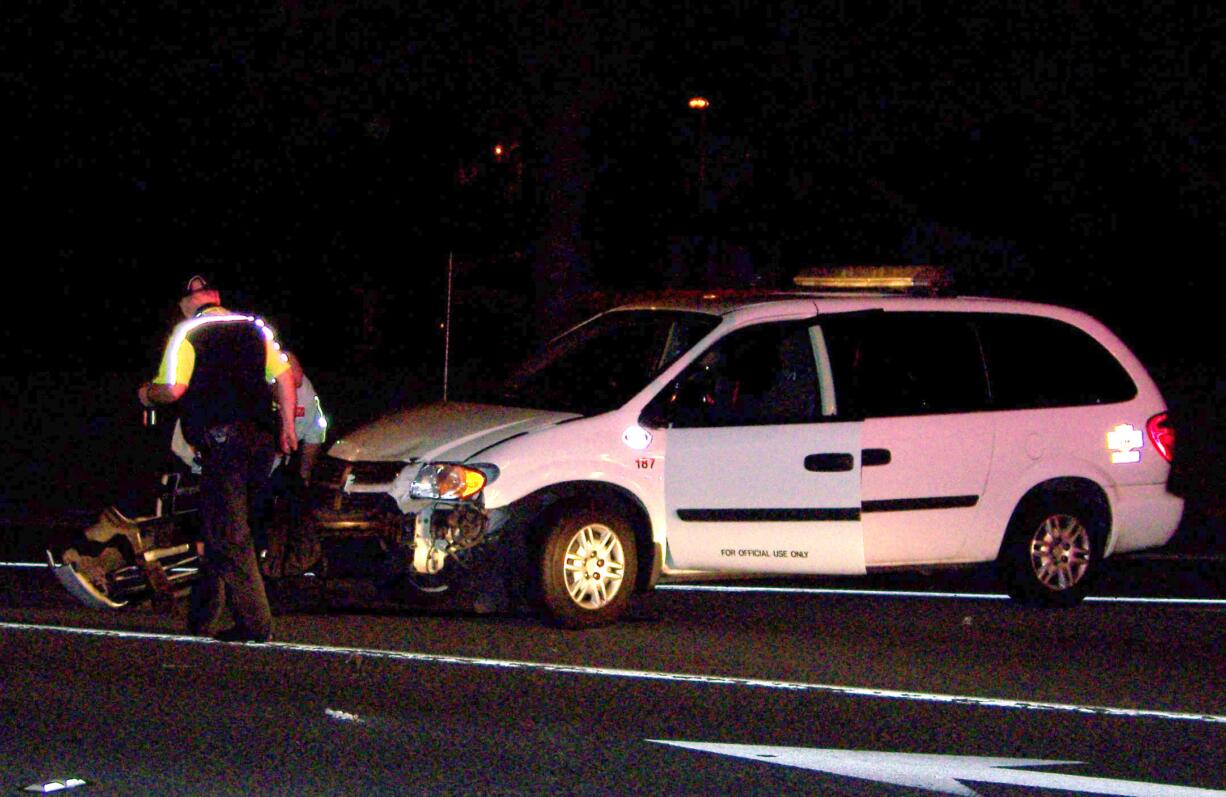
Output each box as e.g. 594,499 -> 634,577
976,314 -> 1137,408
822,313 -> 990,418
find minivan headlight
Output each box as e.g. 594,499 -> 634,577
409,463 -> 494,500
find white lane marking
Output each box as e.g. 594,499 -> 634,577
658,583 -> 1226,606
649,743 -> 1226,796
4,620 -> 1225,726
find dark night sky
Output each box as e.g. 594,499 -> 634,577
2,1 -> 1223,511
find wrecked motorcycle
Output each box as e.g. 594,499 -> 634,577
47,471 -> 203,612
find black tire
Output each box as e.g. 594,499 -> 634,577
999,489 -> 1105,607
538,504 -> 637,629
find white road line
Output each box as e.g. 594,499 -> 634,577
657,583 -> 1226,606
4,620 -> 1225,727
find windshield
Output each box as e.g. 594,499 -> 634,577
494,309 -> 719,415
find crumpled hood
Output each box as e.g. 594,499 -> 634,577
327,401 -> 579,463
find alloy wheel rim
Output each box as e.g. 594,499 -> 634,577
562,523 -> 626,609
1028,513 -> 1091,591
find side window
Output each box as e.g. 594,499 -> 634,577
976,314 -> 1137,408
822,313 -> 989,417
665,323 -> 821,428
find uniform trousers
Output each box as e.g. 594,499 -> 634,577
187,420 -> 275,639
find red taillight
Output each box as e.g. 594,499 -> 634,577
1147,412 -> 1175,463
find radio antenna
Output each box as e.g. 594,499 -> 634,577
443,252 -> 454,402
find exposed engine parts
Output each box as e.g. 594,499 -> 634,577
435,502 -> 489,552
412,501 -> 492,575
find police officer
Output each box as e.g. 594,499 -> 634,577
138,275 -> 297,642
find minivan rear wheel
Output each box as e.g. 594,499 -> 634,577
1000,489 -> 1104,607
538,504 -> 637,629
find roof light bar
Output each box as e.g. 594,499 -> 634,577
793,265 -> 953,294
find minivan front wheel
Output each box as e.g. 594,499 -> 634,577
539,505 -> 637,629
1000,490 -> 1104,607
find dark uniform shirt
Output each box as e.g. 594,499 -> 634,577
153,306 -> 288,448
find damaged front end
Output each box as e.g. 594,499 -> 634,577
308,456 -> 506,591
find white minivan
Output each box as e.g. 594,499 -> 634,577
314,269 -> 1183,627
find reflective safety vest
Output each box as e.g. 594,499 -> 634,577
154,307 -> 287,448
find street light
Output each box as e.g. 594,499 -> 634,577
688,97 -> 710,211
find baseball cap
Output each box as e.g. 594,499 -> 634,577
182,274 -> 215,296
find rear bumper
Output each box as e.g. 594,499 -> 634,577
1110,483 -> 1185,555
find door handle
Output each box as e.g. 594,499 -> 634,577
804,453 -> 854,472
862,448 -> 892,467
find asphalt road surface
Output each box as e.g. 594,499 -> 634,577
1,553 -> 1223,796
